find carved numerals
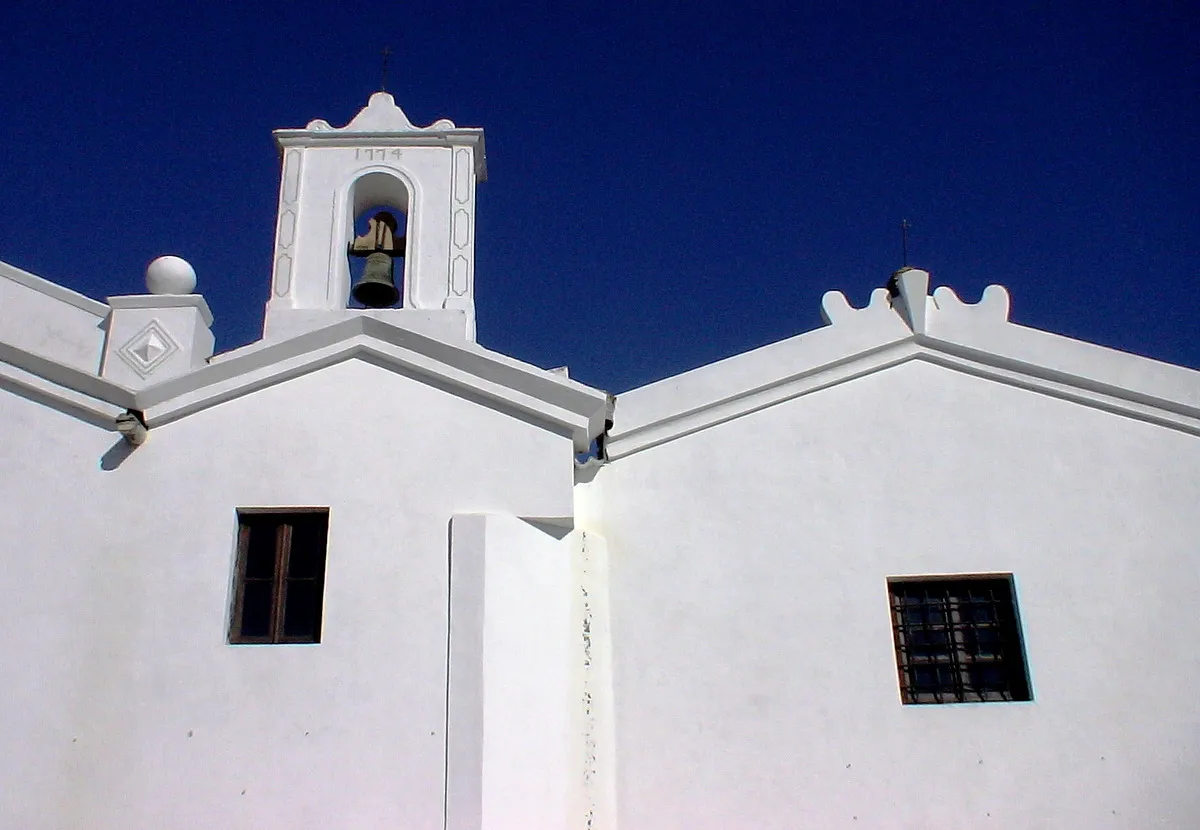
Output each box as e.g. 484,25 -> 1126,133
355,148 -> 403,161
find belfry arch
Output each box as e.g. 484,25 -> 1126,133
342,169 -> 415,309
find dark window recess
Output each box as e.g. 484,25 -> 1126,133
229,510 -> 329,644
888,576 -> 1031,704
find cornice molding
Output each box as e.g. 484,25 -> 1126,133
0,316 -> 608,451
0,259 -> 109,317
273,92 -> 487,178
607,276 -> 1200,459
607,340 -> 923,459
108,294 -> 214,326
0,341 -> 131,426
4,273 -> 1196,457
606,337 -> 1200,461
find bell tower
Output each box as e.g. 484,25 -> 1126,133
264,92 -> 486,341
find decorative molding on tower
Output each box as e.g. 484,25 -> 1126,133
272,148 -> 303,301
444,146 -> 476,315
302,91 -> 458,133
272,92 -> 487,176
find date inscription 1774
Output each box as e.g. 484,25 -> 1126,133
355,148 -> 403,161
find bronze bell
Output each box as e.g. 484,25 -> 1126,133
351,251 -> 400,308
348,210 -> 404,308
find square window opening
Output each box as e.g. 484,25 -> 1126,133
229,509 -> 329,644
887,575 -> 1030,705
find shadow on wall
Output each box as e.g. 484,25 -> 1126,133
100,438 -> 133,471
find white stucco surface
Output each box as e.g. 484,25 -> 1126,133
447,514 -> 576,829
0,359 -> 576,830
0,261 -> 107,372
589,359 -> 1200,828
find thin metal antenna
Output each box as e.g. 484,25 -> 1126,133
900,219 -> 911,266
380,46 -> 393,92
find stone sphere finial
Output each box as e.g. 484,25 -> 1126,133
145,255 -> 197,295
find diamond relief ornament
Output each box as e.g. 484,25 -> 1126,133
117,319 -> 180,378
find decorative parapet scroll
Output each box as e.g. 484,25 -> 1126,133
820,286 -> 894,327
303,92 -> 458,133
821,268 -> 1011,335
932,284 -> 1011,324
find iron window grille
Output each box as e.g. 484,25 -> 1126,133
888,576 -> 1030,704
229,509 -> 329,644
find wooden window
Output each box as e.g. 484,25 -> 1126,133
888,576 -> 1031,704
229,510 -> 329,644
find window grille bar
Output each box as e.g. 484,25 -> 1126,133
889,577 -> 1030,705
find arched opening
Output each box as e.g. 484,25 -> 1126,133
346,172 -> 411,309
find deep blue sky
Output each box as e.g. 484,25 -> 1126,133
1,1 -> 1195,391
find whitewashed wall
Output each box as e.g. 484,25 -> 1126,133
444,514 -> 618,830
589,360 -> 1200,829
0,358 -> 575,830
0,264 -> 107,372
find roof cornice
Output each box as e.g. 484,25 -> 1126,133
0,316 -> 609,450
141,317 -> 608,449
0,340 -> 132,426
606,272 -> 1200,459
0,259 -> 109,317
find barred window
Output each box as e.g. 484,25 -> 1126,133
229,510 -> 329,644
888,576 -> 1030,704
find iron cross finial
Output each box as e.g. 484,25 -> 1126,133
380,46 -> 393,92
900,219 -> 911,267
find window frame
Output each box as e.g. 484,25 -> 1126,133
887,573 -> 1032,705
229,508 -> 330,645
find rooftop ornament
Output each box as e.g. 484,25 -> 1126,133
145,255 -> 196,295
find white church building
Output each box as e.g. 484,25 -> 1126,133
2,93 -> 1198,829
